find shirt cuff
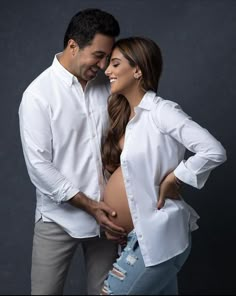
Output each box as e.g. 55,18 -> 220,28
174,160 -> 199,188
61,187 -> 80,203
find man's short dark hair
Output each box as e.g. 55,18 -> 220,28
63,8 -> 120,49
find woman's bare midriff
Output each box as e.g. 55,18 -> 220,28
103,166 -> 134,234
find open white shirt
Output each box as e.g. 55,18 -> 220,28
120,91 -> 226,266
19,54 -> 110,238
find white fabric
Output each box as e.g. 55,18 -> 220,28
19,54 -> 110,238
120,91 -> 226,266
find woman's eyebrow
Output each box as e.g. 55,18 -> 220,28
111,57 -> 121,62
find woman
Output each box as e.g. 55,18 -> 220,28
101,37 -> 226,295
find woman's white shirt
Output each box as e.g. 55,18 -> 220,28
120,91 -> 226,267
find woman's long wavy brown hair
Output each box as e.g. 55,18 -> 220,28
102,37 -> 163,173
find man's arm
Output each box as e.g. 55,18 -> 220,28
19,91 -> 126,235
69,192 -> 126,235
19,91 -> 78,203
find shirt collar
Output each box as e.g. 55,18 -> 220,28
52,53 -> 75,87
135,90 -> 158,111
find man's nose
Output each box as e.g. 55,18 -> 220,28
97,57 -> 109,70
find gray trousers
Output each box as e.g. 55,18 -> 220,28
31,219 -> 118,295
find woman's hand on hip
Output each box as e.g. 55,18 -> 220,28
157,171 -> 182,210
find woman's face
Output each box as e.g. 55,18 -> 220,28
105,48 -> 138,95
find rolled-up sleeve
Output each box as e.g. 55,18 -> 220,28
156,100 -> 227,189
19,91 -> 79,202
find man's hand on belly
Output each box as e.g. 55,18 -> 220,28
68,192 -> 126,236
105,230 -> 127,247
95,201 -> 127,236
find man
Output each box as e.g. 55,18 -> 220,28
19,9 -> 125,295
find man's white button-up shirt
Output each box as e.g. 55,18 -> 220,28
19,54 -> 110,238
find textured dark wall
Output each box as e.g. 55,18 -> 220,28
0,0 -> 235,294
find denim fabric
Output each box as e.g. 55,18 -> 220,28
102,230 -> 191,295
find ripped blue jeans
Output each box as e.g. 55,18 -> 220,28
101,230 -> 191,295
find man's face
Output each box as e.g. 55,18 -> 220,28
73,33 -> 114,84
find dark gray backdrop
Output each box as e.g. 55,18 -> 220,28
0,0 -> 235,294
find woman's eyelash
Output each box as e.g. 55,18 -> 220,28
113,64 -> 119,67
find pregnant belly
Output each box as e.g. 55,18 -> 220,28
103,167 -> 134,233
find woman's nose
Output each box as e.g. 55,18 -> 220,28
105,65 -> 111,76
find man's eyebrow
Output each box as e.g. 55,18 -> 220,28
92,51 -> 106,55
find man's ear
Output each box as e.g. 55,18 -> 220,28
68,39 -> 78,56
